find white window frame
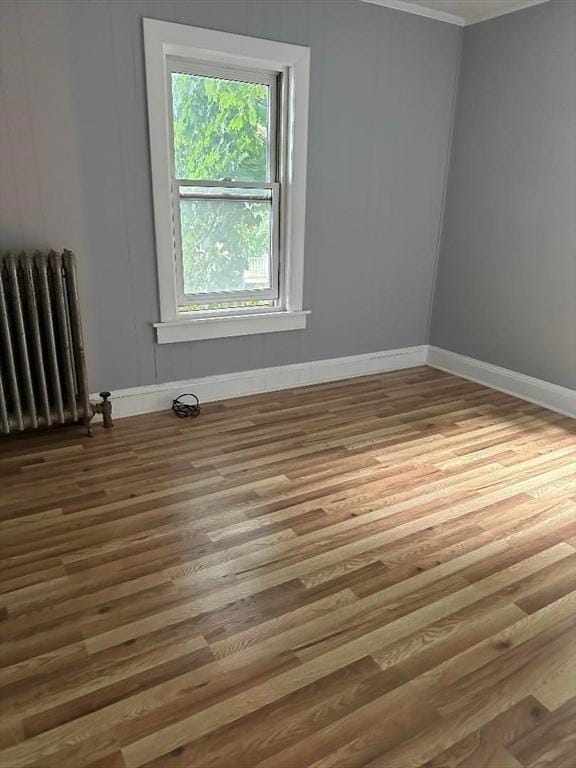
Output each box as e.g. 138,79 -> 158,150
143,19 -> 310,343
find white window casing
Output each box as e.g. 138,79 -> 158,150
143,19 -> 310,343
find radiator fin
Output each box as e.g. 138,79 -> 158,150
23,255 -> 51,426
0,265 -> 24,431
36,254 -> 65,424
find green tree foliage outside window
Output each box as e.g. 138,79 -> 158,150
171,72 -> 273,299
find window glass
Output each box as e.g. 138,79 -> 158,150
179,196 -> 272,295
171,72 -> 270,182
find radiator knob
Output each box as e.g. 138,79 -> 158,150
97,392 -> 113,429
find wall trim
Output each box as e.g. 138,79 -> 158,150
463,0 -> 551,26
154,310 -> 309,344
359,0 -> 550,27
91,346 -> 427,419
360,0 -> 465,26
91,345 -> 575,421
427,346 -> 576,419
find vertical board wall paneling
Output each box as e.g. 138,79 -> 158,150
430,0 -> 576,390
0,0 -> 460,391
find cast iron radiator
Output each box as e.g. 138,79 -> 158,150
0,250 -> 112,436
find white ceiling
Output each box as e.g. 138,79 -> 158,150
360,0 -> 550,26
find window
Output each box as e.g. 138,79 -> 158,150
171,63 -> 279,310
143,20 -> 310,343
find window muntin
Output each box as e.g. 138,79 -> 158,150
168,61 -> 280,312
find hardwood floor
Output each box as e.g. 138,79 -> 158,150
0,366 -> 575,768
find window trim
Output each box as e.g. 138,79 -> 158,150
143,18 -> 310,343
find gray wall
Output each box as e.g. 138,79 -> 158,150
430,0 -> 576,389
0,0 -> 460,392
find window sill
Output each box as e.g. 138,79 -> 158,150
154,310 -> 309,344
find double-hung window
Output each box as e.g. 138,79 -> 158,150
171,62 -> 279,311
144,20 -> 310,343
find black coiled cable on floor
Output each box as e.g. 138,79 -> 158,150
172,393 -> 201,419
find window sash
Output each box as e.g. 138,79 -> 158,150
167,58 -> 279,184
167,60 -> 281,310
172,180 -> 280,307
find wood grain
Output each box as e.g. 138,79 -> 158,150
0,366 -> 574,768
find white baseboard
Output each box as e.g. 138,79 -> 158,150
92,345 -> 427,419
91,344 -> 575,421
427,346 -> 576,419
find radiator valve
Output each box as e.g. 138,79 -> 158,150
91,391 -> 113,430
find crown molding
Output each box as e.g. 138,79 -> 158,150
465,0 -> 550,25
360,0 -> 465,26
359,0 -> 550,27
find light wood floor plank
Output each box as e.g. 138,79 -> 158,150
0,367 -> 574,767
